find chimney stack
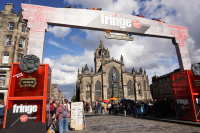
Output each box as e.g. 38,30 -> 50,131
5,3 -> 14,11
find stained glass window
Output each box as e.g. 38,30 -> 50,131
138,83 -> 142,95
95,81 -> 101,96
127,80 -> 133,95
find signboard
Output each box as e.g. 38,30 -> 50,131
3,61 -> 52,128
105,33 -> 134,41
70,102 -> 85,130
170,70 -> 200,122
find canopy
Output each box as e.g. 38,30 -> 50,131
102,99 -> 109,103
108,97 -> 120,101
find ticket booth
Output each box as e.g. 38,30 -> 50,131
170,70 -> 200,122
3,62 -> 52,128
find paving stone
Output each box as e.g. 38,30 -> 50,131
68,111 -> 200,133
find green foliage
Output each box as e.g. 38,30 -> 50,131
71,95 -> 76,102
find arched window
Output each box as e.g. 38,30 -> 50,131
99,50 -> 102,55
86,83 -> 90,98
95,81 -> 101,96
127,80 -> 134,95
138,82 -> 142,95
143,80 -> 146,91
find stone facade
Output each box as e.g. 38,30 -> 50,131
75,39 -> 152,103
51,84 -> 65,103
0,3 -> 30,104
151,69 -> 180,100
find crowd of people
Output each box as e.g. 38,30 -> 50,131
83,97 -> 176,118
49,99 -> 71,133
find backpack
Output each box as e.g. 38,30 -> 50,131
61,106 -> 68,118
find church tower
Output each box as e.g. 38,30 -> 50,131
94,39 -> 110,73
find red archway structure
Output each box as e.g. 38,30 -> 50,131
21,3 -> 190,71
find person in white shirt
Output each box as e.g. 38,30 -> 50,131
108,102 -> 112,115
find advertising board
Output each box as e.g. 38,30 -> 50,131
3,55 -> 52,128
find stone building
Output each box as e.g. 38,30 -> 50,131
151,69 -> 180,100
0,3 -> 30,104
51,84 -> 65,103
75,39 -> 152,103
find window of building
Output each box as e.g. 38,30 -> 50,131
17,54 -> 23,63
5,35 -> 12,46
19,38 -> 25,48
95,81 -> 101,96
22,25 -> 26,33
9,22 -> 14,31
127,80 -> 134,95
2,53 -> 9,64
138,84 -> 142,95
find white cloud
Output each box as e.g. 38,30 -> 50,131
43,50 -> 94,86
48,26 -> 71,40
48,39 -> 77,53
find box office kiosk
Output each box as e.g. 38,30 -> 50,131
3,62 -> 52,128
170,69 -> 200,122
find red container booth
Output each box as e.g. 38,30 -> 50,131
3,63 -> 51,128
170,70 -> 200,122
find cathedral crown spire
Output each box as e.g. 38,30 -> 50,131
99,38 -> 104,48
85,64 -> 89,71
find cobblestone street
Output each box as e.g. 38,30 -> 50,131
69,111 -> 200,133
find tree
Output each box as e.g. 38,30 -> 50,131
71,95 -> 76,102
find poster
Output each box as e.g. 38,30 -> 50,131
70,102 -> 85,130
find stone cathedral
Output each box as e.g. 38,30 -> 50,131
74,39 -> 152,103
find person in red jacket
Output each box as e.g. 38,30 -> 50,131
50,100 -> 54,117
55,99 -> 70,133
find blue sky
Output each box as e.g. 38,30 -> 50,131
1,0 -> 200,101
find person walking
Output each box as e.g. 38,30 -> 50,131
90,103 -> 92,113
64,99 -> 70,129
55,99 -> 70,133
104,102 -> 107,113
98,101 -> 101,114
108,102 -> 111,115
127,102 -> 131,116
101,101 -> 104,114
123,102 -> 127,116
86,102 -> 90,113
83,101 -> 86,112
0,99 -> 5,128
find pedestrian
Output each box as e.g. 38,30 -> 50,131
98,101 -> 101,114
150,99 -> 155,117
127,102 -> 131,116
153,99 -> 161,118
101,101 -> 104,114
0,99 -> 5,127
108,102 -> 111,115
123,102 -> 127,116
55,99 -> 70,133
90,103 -> 92,113
83,101 -> 86,112
170,99 -> 175,117
160,97 -> 166,117
64,99 -> 70,129
104,102 -> 107,112
50,100 -> 55,117
147,101 -> 152,116
86,102 -> 90,113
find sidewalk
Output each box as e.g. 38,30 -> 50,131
142,115 -> 200,127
